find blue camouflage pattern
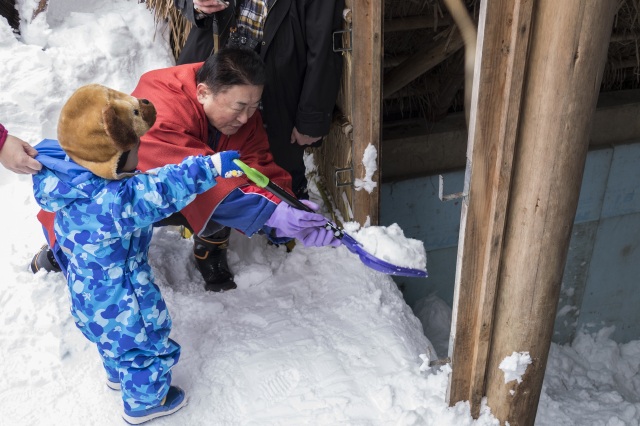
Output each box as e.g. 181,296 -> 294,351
32,140 -> 220,412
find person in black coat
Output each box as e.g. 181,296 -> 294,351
174,0 -> 344,200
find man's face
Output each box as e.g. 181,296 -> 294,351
197,83 -> 263,135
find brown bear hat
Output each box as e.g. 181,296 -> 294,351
57,84 -> 156,180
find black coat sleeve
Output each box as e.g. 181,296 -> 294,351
295,0 -> 344,138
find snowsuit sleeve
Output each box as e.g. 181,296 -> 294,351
111,155 -> 219,234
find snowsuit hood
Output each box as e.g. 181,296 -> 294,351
33,138 -> 111,212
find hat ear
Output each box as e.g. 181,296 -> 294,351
102,105 -> 138,151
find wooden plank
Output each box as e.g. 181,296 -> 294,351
381,89 -> 640,180
351,0 -> 382,225
317,0 -> 381,226
335,3 -> 353,117
590,90 -> 640,146
480,1 -> 618,424
384,14 -> 452,32
317,2 -> 354,224
447,0 -> 535,415
380,114 -> 468,181
318,113 -> 355,223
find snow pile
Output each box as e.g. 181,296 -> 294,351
499,351 -> 532,384
414,294 -> 453,358
344,222 -> 427,271
536,327 -> 640,425
354,143 -> 378,193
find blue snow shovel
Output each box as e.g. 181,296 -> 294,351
233,160 -> 428,278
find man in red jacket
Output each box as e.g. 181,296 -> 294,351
33,47 -> 340,291
175,0 -> 344,200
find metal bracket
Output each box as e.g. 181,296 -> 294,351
438,174 -> 466,201
333,29 -> 352,52
429,357 -> 452,367
335,167 -> 354,187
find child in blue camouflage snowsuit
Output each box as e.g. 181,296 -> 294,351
31,84 -> 244,424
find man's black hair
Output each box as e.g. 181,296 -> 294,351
196,47 -> 267,94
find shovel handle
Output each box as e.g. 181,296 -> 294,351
233,159 -> 315,212
232,159 -> 343,237
266,181 -> 315,213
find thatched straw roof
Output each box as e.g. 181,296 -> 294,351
604,0 -> 640,91
382,0 -> 640,121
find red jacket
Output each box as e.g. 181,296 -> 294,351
38,63 -> 292,243
131,62 -> 292,234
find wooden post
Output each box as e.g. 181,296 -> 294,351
484,1 -> 617,424
447,0 -> 618,424
351,0 -> 382,225
447,0 -> 536,414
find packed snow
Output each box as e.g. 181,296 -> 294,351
1,1 -> 640,425
499,352 -> 532,385
354,144 -> 378,194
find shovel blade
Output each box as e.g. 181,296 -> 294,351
340,232 -> 428,278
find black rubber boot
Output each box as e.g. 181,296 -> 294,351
30,244 -> 61,274
193,228 -> 237,292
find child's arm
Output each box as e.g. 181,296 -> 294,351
111,151 -> 242,233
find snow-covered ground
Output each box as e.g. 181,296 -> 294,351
1,1 -> 639,424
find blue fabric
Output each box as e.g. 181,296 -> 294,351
208,187 -> 278,237
212,150 -> 244,178
32,140 -> 220,411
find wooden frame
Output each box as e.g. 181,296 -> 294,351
447,0 -> 618,424
319,0 -> 382,226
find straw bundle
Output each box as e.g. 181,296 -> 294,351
143,0 -> 192,61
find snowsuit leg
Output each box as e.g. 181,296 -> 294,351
100,353 -> 119,382
66,261 -> 180,412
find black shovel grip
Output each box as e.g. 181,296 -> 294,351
266,181 -> 315,213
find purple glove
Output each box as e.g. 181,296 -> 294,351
265,200 -> 342,248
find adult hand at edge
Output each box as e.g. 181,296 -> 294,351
290,127 -> 322,146
194,0 -> 228,15
0,135 -> 42,174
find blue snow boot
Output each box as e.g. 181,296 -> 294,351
106,377 -> 121,391
122,386 -> 187,424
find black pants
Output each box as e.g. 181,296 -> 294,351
156,212 -> 228,239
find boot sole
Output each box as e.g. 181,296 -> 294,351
122,397 -> 188,425
205,282 -> 237,292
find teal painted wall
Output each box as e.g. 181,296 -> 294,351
380,142 -> 640,344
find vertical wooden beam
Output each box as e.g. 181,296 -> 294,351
352,0 -> 382,225
448,0 -> 618,424
447,0 -> 535,414
484,1 -> 617,424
